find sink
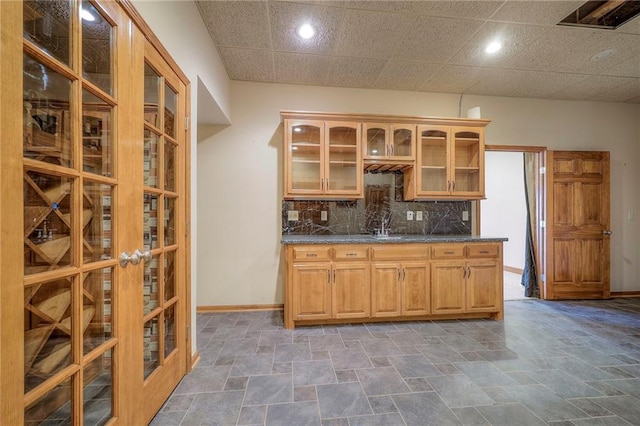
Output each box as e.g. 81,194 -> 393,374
373,235 -> 404,241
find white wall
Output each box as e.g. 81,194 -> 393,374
197,81 -> 640,307
132,0 -> 231,354
481,152 -> 527,270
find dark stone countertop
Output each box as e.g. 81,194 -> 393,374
281,235 -> 508,244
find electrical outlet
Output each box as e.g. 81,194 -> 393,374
416,211 -> 423,221
321,211 -> 328,221
407,211 -> 414,221
287,210 -> 299,221
462,211 -> 469,221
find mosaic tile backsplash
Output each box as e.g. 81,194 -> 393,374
282,173 -> 472,236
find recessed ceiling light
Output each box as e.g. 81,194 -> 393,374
591,48 -> 617,62
80,8 -> 96,22
297,24 -> 315,40
485,41 -> 502,54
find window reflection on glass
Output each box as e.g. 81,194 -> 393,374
144,129 -> 159,188
25,376 -> 73,424
83,268 -> 113,355
81,1 -> 113,95
164,196 -> 175,246
164,250 -> 176,301
164,304 -> 176,358
164,140 -> 176,192
83,349 -> 113,425
143,255 -> 159,316
143,193 -> 159,250
24,278 -> 73,393
24,171 -> 73,274
143,316 -> 159,379
144,62 -> 160,128
83,90 -> 112,176
83,181 -> 113,263
164,83 -> 177,138
23,0 -> 72,66
23,54 -> 73,167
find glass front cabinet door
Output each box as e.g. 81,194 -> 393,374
363,123 -> 414,161
413,125 -> 485,199
284,120 -> 362,198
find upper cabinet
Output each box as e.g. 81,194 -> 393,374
363,123 -> 415,161
284,119 -> 362,199
281,111 -> 489,201
405,125 -> 485,200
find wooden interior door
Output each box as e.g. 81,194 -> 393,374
545,151 -> 611,299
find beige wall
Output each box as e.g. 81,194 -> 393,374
197,81 -> 640,307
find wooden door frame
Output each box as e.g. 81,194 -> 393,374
480,145 -> 547,299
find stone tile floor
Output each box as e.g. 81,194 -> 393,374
151,298 -> 640,425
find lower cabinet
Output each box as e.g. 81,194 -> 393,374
284,241 -> 503,329
371,262 -> 430,317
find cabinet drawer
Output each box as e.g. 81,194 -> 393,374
370,244 -> 429,260
333,246 -> 368,260
467,244 -> 499,259
292,246 -> 331,261
431,244 -> 465,259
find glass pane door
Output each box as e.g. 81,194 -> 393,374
22,1 -> 117,424
391,126 -> 413,158
290,122 -> 322,191
419,128 -> 448,193
453,129 -> 481,193
364,124 -> 386,158
327,123 -> 358,193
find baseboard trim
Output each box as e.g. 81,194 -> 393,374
611,291 -> 640,298
197,304 -> 284,313
190,351 -> 201,370
504,265 -> 524,274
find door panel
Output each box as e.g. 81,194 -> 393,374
431,262 -> 465,314
402,263 -> 430,316
292,263 -> 332,320
371,263 -> 401,317
332,263 -> 370,319
545,151 -> 610,300
466,262 -> 500,312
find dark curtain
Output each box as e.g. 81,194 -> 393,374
522,153 -> 539,298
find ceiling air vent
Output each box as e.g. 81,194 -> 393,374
559,0 -> 640,29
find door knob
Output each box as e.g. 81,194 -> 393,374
135,248 -> 152,264
603,230 -> 612,235
119,250 -> 141,267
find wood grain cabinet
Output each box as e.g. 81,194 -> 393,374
284,241 -> 503,329
362,123 -> 415,162
283,119 -> 362,199
405,126 -> 485,200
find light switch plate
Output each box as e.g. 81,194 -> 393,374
287,210 -> 299,221
462,211 -> 469,221
407,211 -> 414,221
416,211 -> 423,221
321,211 -> 328,221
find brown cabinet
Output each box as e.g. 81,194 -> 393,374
283,119 -> 362,199
405,126 -> 485,200
284,241 -> 503,328
362,123 -> 415,161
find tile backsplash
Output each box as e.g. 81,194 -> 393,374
282,172 -> 472,236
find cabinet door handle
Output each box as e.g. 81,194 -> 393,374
306,253 -> 317,257
444,251 -> 454,255
452,181 -> 456,191
462,267 -> 467,279
397,268 -> 401,281
479,250 -> 489,254
346,253 -> 358,257
327,269 -> 331,283
332,269 -> 336,283
467,266 -> 471,278
402,268 -> 406,281
390,144 -> 394,156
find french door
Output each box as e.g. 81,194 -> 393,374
0,1 -> 189,424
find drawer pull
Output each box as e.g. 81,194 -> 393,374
444,251 -> 454,255
306,253 -> 317,257
346,253 -> 358,257
479,250 -> 490,254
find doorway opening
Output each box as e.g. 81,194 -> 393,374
481,146 -> 546,301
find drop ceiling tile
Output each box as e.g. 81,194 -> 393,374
325,57 -> 387,88
449,22 -> 547,68
627,96 -> 640,103
490,0 -> 584,25
554,33 -> 640,75
196,1 -> 270,49
274,52 -> 332,85
393,16 -> 484,62
219,47 -> 275,82
333,9 -> 417,59
601,55 -> 640,78
269,2 -> 344,54
347,0 -> 503,20
466,69 -> 589,99
375,61 -> 441,91
589,79 -> 640,102
552,75 -> 637,100
419,65 -> 491,94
